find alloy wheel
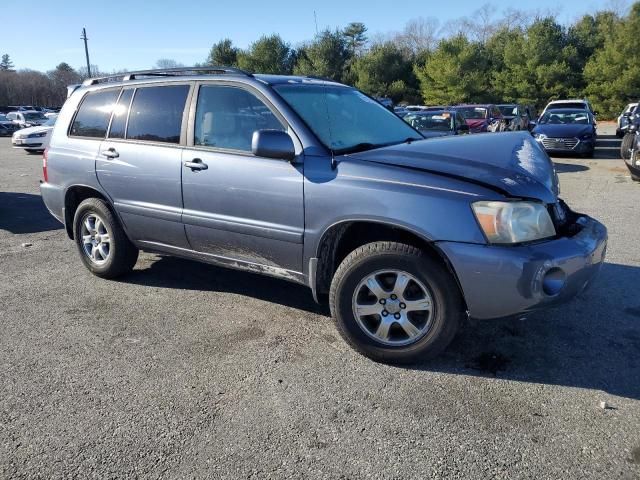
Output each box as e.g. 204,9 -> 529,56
352,269 -> 434,346
80,213 -> 111,265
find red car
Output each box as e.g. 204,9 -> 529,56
451,104 -> 508,133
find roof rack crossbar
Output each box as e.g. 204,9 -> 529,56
82,66 -> 252,86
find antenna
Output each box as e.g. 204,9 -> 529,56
81,27 -> 91,77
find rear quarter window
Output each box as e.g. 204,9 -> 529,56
70,89 -> 120,138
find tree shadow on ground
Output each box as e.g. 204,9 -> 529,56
0,192 -> 62,234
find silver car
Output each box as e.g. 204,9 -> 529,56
40,67 -> 607,363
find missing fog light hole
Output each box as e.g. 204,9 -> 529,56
542,267 -> 566,296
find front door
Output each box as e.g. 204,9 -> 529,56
96,83 -> 192,248
181,83 -> 304,274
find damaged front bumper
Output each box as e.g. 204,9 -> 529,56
437,212 -> 607,320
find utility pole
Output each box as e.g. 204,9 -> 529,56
81,27 -> 91,77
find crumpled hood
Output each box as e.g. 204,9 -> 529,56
533,123 -> 594,138
340,131 -> 558,203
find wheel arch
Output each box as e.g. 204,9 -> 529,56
312,220 -> 467,311
63,185 -> 112,239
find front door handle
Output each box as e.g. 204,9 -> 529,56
183,158 -> 208,171
100,147 -> 119,159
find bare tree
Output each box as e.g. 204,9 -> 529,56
154,58 -> 184,69
391,17 -> 440,55
605,0 -> 631,17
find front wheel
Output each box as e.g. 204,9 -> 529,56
73,198 -> 139,278
329,242 -> 464,364
621,133 -> 634,160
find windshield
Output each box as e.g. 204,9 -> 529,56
24,112 -> 46,120
275,84 -> 421,153
43,117 -> 57,126
456,107 -> 487,119
0,114 -> 7,121
546,102 -> 586,111
405,112 -> 453,131
539,109 -> 592,125
498,105 -> 517,116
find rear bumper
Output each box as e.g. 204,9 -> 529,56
39,182 -> 65,224
438,214 -> 607,319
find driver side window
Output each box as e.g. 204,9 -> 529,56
194,85 -> 284,152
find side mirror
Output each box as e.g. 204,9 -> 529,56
251,129 -> 295,161
458,124 -> 470,132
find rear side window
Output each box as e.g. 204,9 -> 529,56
126,85 -> 189,144
108,89 -> 133,139
194,85 -> 283,151
70,89 -> 120,138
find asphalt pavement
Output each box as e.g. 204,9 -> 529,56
1,124 -> 639,479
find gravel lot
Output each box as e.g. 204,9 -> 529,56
1,124 -> 639,479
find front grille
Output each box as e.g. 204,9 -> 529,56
541,137 -> 578,150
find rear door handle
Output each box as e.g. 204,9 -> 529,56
183,158 -> 208,171
100,148 -> 119,159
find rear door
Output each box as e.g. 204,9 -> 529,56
180,82 -> 304,273
96,83 -> 192,248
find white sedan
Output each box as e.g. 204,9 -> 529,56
12,116 -> 56,153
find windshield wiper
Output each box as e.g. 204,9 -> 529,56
333,142 -> 380,155
334,136 -> 423,155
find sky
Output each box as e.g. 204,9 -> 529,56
2,0 -> 624,73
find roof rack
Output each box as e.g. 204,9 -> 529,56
81,66 -> 252,86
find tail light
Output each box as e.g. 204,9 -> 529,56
42,147 -> 49,182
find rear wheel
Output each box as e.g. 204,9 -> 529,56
329,241 -> 464,364
73,198 -> 139,278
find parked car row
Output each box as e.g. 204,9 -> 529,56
0,105 -> 60,116
397,103 -> 536,134
397,99 -> 598,158
0,106 -> 58,152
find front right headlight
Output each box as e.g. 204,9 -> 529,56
472,201 -> 556,244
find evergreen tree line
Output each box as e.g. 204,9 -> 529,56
1,3 -> 639,118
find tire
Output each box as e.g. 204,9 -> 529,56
25,149 -> 41,154
73,198 -> 139,279
329,241 -> 464,364
621,133 -> 634,160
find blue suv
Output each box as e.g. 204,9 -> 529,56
40,67 -> 607,363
